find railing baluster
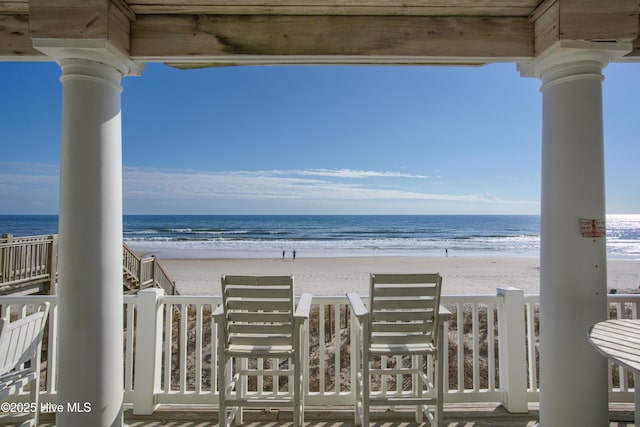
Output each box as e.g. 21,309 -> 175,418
456,302 -> 464,393
16,244 -> 23,281
617,300 -> 628,392
256,357 -> 264,395
164,301 -> 173,392
319,303 -> 326,394
396,355 -> 403,396
525,300 -> 537,392
487,303 -> 496,391
443,318 -> 450,394
31,243 -> 36,277
33,242 -> 39,277
334,302 -> 341,394
272,356 -> 279,396
212,302 -> 219,398
21,244 -> 26,280
472,303 -> 479,392
26,243 -> 33,279
124,302 -> 135,393
179,303 -> 188,393
8,245 -> 15,282
195,304 -> 203,394
0,244 -> 5,283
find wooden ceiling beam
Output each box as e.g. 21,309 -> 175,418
0,14 -> 43,58
531,0 -> 639,56
0,1 -> 28,14
127,0 -> 539,16
130,14 -> 534,66
560,0 -> 638,42
2,0 -> 639,63
28,0 -> 133,56
128,6 -> 535,17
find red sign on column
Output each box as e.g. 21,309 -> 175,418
580,219 -> 606,238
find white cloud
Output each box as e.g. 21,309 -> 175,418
0,163 -> 60,214
0,162 -> 59,184
122,166 -> 534,206
0,163 -> 59,194
0,162 -> 539,214
271,168 -> 435,179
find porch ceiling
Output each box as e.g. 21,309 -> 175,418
0,1 -> 639,67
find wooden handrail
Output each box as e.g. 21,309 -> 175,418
152,257 -> 177,295
1,235 -> 177,295
123,242 -> 177,295
0,234 -> 57,294
123,241 -> 141,278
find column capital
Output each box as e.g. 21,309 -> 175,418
518,40 -> 632,81
32,38 -> 144,77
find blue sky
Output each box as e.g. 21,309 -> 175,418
1,60 -> 638,215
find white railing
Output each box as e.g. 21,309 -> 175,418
442,294 -> 503,403
1,289 -> 638,414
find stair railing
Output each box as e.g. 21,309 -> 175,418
122,242 -> 177,295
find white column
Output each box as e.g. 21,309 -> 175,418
34,42 -> 141,427
520,44 -> 627,426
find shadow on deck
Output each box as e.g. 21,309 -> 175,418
0,403 -> 635,426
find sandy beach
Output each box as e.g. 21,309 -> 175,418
159,256 -> 640,296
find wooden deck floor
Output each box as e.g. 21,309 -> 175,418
0,404 -> 635,426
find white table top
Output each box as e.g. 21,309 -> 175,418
588,319 -> 640,374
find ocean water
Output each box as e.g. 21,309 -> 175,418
1,214 -> 639,259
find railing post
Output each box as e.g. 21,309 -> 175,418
48,234 -> 58,294
137,256 -> 144,290
497,287 -> 528,413
0,234 -> 9,283
133,288 -> 165,414
151,255 -> 157,288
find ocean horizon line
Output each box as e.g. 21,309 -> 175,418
2,214 -> 639,260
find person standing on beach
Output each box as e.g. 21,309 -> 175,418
293,250 -> 296,260
282,250 -> 285,260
